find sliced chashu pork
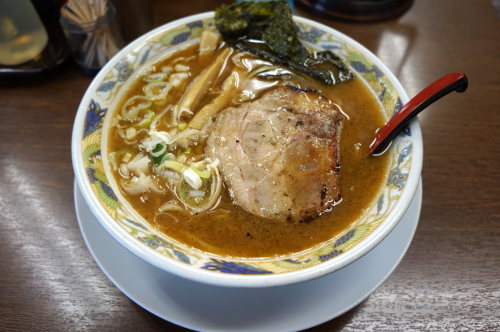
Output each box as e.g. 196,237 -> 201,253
206,85 -> 343,222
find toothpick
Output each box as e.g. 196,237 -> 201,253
61,0 -> 121,70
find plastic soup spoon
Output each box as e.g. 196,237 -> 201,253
369,72 -> 468,156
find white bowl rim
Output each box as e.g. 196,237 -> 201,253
72,11 -> 423,288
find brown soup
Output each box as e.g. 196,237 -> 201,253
108,42 -> 389,258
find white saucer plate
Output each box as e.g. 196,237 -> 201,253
74,179 -> 422,332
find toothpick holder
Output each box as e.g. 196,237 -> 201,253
60,1 -> 124,76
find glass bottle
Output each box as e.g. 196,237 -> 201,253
0,0 -> 49,65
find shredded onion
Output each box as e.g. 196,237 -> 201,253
122,173 -> 157,195
171,56 -> 186,64
154,211 -> 180,224
161,66 -> 172,73
188,190 -> 205,197
158,200 -> 187,213
122,152 -> 132,163
169,72 -> 190,88
149,108 -> 170,131
150,130 -> 174,145
125,127 -> 137,140
126,153 -> 150,175
161,170 -> 180,180
174,64 -> 190,72
142,72 -> 167,82
173,106 -> 193,124
206,162 -> 222,206
119,163 -> 130,178
171,128 -> 202,148
108,152 -> 118,170
117,128 -> 137,144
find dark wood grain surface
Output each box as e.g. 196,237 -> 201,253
1,0 -> 499,331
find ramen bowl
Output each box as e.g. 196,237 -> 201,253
72,12 -> 422,288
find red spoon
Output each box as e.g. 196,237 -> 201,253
369,72 -> 468,156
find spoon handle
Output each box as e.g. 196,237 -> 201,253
369,72 -> 468,155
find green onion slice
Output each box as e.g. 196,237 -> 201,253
189,165 -> 211,179
150,143 -> 168,165
121,96 -> 152,120
137,110 -> 155,127
178,122 -> 187,131
143,81 -> 172,101
157,160 -> 185,173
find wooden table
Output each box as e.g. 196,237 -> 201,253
1,0 -> 498,330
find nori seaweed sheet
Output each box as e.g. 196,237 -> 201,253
215,0 -> 353,85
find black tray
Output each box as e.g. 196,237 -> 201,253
0,6 -> 70,79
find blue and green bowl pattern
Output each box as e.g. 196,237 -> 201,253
79,16 -> 414,276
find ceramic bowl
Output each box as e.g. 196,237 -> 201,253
72,12 -> 422,288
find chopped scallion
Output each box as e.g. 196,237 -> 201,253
121,96 -> 152,120
143,81 -> 172,101
189,165 -> 211,179
183,167 -> 203,190
150,143 -> 168,165
136,110 -> 155,127
158,160 -> 185,173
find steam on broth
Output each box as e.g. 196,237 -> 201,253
108,30 -> 389,258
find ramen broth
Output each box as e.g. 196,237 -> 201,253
108,42 -> 390,257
